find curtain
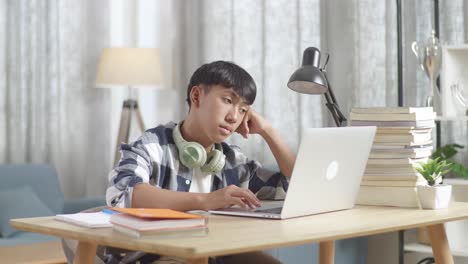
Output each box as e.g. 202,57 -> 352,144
161,0 -> 468,168
0,0 -> 111,198
161,0 -> 395,165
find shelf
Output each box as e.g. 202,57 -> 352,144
435,116 -> 468,121
405,243 -> 468,257
441,48 -> 468,117
445,45 -> 468,51
445,178 -> 468,186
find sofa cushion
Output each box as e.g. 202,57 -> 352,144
0,165 -> 65,214
0,186 -> 54,237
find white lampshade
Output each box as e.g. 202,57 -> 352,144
95,48 -> 162,88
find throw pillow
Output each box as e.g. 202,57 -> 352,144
0,185 -> 54,237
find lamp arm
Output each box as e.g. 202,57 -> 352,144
323,71 -> 347,127
327,85 -> 347,125
323,92 -> 340,127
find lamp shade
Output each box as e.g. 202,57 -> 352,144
287,47 -> 327,94
95,48 -> 162,88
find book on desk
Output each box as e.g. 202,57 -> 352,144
350,106 -> 434,114
109,208 -> 208,238
54,208 -> 208,239
349,110 -> 436,122
351,106 -> 436,208
54,211 -> 112,228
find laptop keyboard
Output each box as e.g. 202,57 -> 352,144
255,207 -> 283,214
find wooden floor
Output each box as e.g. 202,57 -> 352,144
0,240 -> 66,264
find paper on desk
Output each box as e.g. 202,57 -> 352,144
55,212 -> 112,228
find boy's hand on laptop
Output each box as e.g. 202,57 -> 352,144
202,185 -> 261,210
236,109 -> 272,139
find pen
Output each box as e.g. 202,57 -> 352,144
101,208 -> 116,215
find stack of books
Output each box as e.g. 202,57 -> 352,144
350,107 -> 436,207
110,208 -> 208,238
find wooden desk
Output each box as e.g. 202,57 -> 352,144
11,202 -> 468,264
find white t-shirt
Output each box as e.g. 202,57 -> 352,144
188,168 -> 213,193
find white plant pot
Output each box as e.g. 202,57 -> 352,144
417,184 -> 452,209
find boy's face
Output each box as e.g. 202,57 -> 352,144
192,85 -> 250,143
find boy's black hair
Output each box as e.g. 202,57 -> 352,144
186,61 -> 257,107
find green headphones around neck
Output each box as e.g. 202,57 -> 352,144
172,122 -> 226,174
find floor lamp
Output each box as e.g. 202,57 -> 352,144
95,48 -> 162,166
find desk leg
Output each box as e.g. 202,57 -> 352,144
427,223 -> 454,264
319,240 -> 335,264
73,241 -> 97,264
186,257 -> 208,264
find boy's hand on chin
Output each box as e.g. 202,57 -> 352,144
202,185 -> 261,210
235,109 -> 271,139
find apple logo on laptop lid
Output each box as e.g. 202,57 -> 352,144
326,161 -> 339,181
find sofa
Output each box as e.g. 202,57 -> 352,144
0,164 -> 106,263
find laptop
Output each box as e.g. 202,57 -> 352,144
209,126 -> 376,219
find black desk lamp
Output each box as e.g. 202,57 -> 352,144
287,47 -> 347,127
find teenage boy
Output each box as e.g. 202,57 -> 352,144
106,61 -> 295,263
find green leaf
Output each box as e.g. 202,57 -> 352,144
431,144 -> 464,160
430,144 -> 468,179
450,162 -> 468,179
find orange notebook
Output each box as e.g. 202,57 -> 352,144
110,208 -> 203,219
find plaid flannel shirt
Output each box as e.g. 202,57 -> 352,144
106,122 -> 289,208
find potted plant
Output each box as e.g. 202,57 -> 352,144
414,157 -> 453,209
